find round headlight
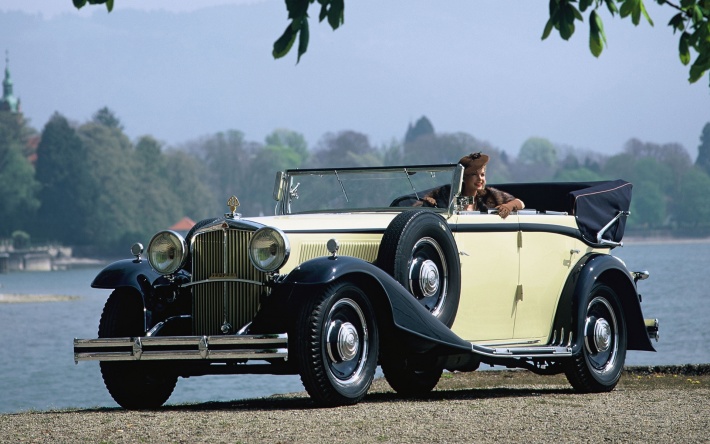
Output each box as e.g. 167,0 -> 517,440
249,227 -> 290,273
147,230 -> 187,275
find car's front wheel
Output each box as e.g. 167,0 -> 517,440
565,283 -> 627,392
294,280 -> 379,406
98,289 -> 178,409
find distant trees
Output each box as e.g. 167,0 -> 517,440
696,122 -> 710,175
0,112 -> 39,237
2,107 -> 710,251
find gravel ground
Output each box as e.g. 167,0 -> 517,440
1,366 -> 708,444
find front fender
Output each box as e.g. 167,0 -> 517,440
555,253 -> 655,353
91,259 -> 161,294
282,256 -> 472,353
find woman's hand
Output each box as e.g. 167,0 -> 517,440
496,199 -> 523,219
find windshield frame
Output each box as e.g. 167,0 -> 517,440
273,164 -> 464,217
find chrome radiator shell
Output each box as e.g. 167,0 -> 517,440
191,227 -> 267,336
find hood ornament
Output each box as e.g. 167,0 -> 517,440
226,195 -> 241,219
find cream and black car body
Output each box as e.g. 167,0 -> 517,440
74,164 -> 659,409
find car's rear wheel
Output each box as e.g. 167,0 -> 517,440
377,210 -> 460,327
381,354 -> 443,397
565,283 -> 627,392
98,289 -> 177,409
294,280 -> 379,406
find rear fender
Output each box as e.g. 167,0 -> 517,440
553,254 -> 655,353
282,256 -> 472,354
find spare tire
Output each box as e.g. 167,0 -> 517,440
377,210 -> 460,327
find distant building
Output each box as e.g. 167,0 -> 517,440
169,217 -> 196,237
0,51 -> 21,114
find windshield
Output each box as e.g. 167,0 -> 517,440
280,165 -> 459,214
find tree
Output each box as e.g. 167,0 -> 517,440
675,167 -> 710,227
77,117 -> 140,250
696,122 -> 710,175
0,113 -> 39,236
404,116 -> 435,144
312,130 -> 380,168
93,106 -> 124,130
72,0 -> 710,86
34,113 -> 91,245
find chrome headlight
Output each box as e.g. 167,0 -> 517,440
147,230 -> 187,275
248,227 -> 290,273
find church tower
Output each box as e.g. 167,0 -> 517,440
0,51 -> 21,114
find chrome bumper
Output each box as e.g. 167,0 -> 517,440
645,318 -> 660,341
73,334 -> 288,363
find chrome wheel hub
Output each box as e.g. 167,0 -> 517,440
327,320 -> 360,362
418,259 -> 440,297
593,318 -> 612,353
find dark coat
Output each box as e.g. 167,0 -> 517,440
415,184 -> 515,210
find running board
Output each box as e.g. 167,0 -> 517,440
471,343 -> 573,359
470,328 -> 573,359
73,334 -> 288,363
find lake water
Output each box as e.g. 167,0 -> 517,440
0,240 -> 706,413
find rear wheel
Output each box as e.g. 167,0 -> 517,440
98,289 -> 177,409
294,280 -> 379,406
564,283 -> 627,392
381,354 -> 443,397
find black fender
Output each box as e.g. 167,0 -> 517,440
91,259 -> 162,294
281,255 -> 472,354
553,253 -> 655,353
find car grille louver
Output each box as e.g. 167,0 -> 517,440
191,228 -> 266,336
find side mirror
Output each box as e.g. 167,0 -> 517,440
273,171 -> 285,201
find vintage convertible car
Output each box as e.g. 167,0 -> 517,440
74,164 -> 659,409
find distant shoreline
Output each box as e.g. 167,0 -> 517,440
0,294 -> 80,303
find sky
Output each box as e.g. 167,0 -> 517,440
1,0 -> 708,159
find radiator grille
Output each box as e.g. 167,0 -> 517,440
191,228 -> 266,335
299,241 -> 380,263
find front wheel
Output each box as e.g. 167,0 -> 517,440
98,289 -> 177,409
564,283 -> 627,392
294,280 -> 379,406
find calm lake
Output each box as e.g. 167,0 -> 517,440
0,240 -> 706,413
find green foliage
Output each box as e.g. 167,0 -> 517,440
696,122 -> 710,175
553,167 -> 605,181
311,130 -> 378,168
0,113 -> 40,237
541,0 -> 710,86
675,166 -> 710,226
11,230 -> 30,249
519,137 -> 557,167
271,0 -> 344,62
72,0 -> 710,85
629,180 -> 666,227
404,116 -> 435,144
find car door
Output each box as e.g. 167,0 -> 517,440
513,213 -> 586,341
449,212 -> 520,342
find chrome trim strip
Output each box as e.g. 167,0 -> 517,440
74,334 -> 288,363
180,278 -> 266,288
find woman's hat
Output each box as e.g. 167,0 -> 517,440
459,152 -> 489,173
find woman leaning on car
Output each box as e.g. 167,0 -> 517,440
414,152 -> 525,219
